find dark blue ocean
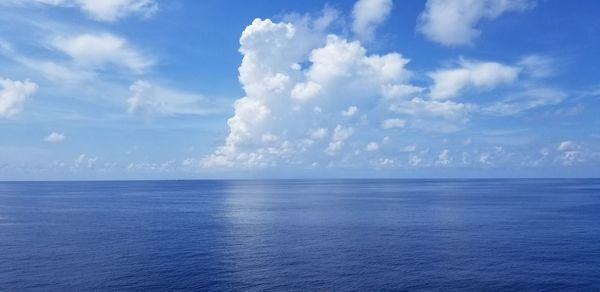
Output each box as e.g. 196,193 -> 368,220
1,179 -> 599,291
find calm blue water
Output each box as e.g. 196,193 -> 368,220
1,179 -> 599,291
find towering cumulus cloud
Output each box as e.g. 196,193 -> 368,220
202,17 -> 416,168
202,6 -> 563,170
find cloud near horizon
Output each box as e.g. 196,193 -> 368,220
201,9 -> 569,169
0,0 -> 598,179
202,15 -> 417,168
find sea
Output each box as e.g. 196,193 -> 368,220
1,179 -> 599,291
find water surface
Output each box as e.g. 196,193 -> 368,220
1,179 -> 599,290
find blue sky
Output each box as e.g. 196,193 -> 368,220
0,0 -> 599,180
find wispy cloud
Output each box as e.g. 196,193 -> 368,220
5,0 -> 158,22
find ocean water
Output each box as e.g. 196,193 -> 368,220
1,179 -> 599,291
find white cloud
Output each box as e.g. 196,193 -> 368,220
365,141 -> 379,152
291,35 -> 411,103
201,11 -> 572,170
390,97 -> 474,131
53,33 -> 152,72
291,81 -> 321,101
326,124 -> 354,155
74,154 -> 98,168
426,56 -> 565,119
182,158 -> 196,167
484,88 -> 567,115
429,59 -> 520,100
325,141 -> 343,156
390,97 -> 476,122
479,152 -> 493,165
418,0 -> 534,46
75,0 -> 157,21
352,0 -> 393,41
381,84 -> 424,99
202,17 -> 416,168
127,80 -> 220,116
341,105 -> 358,117
382,118 -> 405,129
0,39 -> 95,83
518,55 -> 555,79
557,140 -> 578,152
556,140 -> 584,166
23,59 -> 95,82
261,133 -> 278,144
399,144 -> 417,152
309,128 -> 327,140
409,152 -> 424,166
521,141 -> 599,167
43,132 -> 66,142
0,77 -> 38,118
371,157 -> 394,167
435,149 -> 451,166
10,0 -> 158,21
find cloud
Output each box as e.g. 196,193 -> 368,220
0,77 -> 38,117
381,118 -> 405,129
435,149 -> 451,166
381,84 -> 424,99
291,81 -> 321,101
21,59 -> 95,83
389,97 -> 474,131
43,132 -> 66,142
53,33 -> 153,72
326,125 -> 354,155
409,150 -> 427,166
557,140 -> 578,152
202,16 -> 417,168
309,128 -> 328,140
518,55 -> 555,79
341,105 -> 358,117
418,0 -> 534,46
516,141 -> 598,168
484,88 -> 567,115
295,35 -> 411,100
8,0 -> 158,22
352,0 -> 393,41
428,59 -> 521,100
127,80 -> 222,116
73,0 -> 157,21
201,9 -> 577,170
0,38 -> 95,83
74,153 -> 98,168
542,103 -> 582,118
365,141 -> 379,152
426,56 -> 565,118
399,144 -> 417,152
556,140 -> 584,166
390,97 -> 476,121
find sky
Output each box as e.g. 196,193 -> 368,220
0,0 -> 599,180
